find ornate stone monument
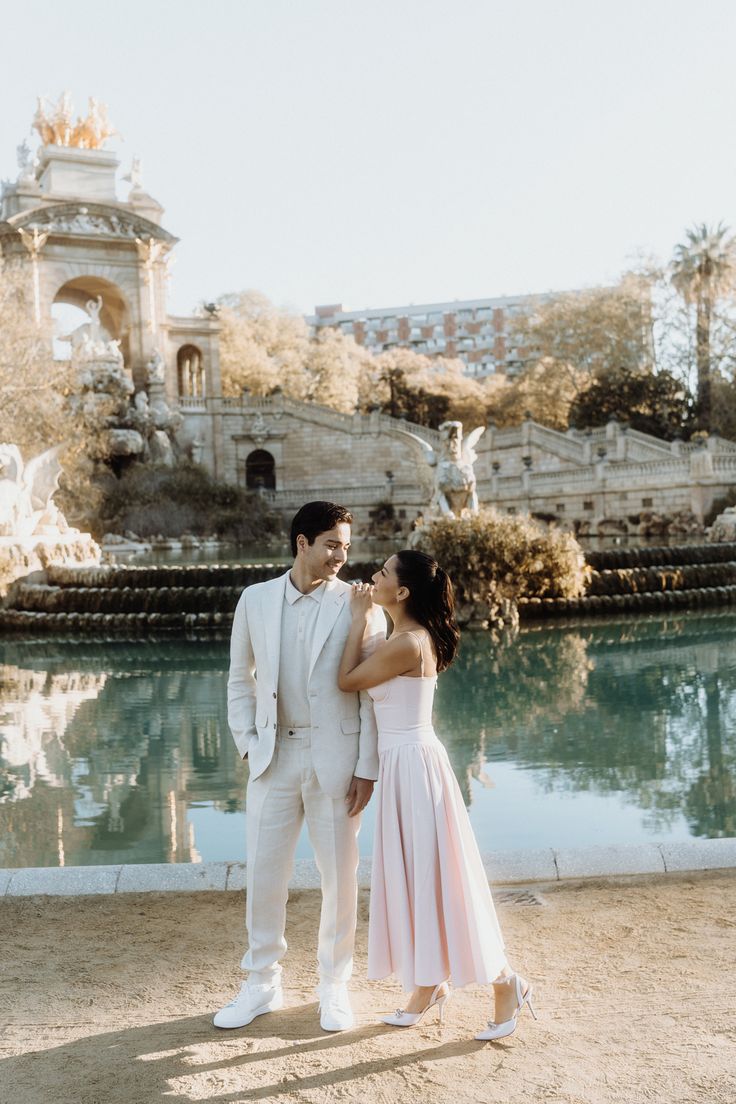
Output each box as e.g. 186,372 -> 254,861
0,92 -> 220,402
61,297 -> 184,473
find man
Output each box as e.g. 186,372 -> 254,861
214,501 -> 384,1032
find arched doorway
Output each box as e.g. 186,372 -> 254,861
246,449 -> 276,490
52,276 -> 131,364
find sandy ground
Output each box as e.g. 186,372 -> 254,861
1,872 -> 735,1104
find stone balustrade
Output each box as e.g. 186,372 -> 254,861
174,392 -> 736,534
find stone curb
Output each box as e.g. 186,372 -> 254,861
2,838 -> 736,898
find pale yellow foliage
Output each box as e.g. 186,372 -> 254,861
482,279 -> 653,429
510,279 -> 652,381
487,357 -> 587,430
305,328 -> 374,414
0,265 -> 70,453
373,346 -> 488,426
0,264 -> 98,523
217,292 -> 489,425
414,358 -> 487,426
217,290 -> 311,399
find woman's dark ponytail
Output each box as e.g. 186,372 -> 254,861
395,550 -> 460,671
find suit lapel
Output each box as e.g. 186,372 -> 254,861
264,572 -> 288,690
308,581 -> 346,682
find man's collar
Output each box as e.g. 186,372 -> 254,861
285,573 -> 327,605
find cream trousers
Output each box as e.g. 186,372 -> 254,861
241,727 -> 361,986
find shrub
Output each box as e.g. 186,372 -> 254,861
96,462 -> 282,541
416,509 -> 589,626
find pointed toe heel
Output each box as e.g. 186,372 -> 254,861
382,982 -> 451,1028
475,973 -> 537,1042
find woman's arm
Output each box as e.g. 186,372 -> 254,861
338,588 -> 418,691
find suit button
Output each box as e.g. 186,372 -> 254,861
272,691 -> 277,699
273,723 -> 277,729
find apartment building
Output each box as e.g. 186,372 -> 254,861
306,293 -> 552,378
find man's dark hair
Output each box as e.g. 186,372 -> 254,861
290,501 -> 353,556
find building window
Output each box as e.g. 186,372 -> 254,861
246,449 -> 276,490
642,497 -> 653,507
556,504 -> 565,512
177,344 -> 205,398
583,500 -> 593,511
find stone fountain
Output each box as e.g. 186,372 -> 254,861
64,296 -> 182,475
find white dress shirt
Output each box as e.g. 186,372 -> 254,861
277,575 -> 326,728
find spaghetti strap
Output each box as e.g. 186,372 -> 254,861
407,630 -> 425,676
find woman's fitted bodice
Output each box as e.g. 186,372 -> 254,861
367,675 -> 439,752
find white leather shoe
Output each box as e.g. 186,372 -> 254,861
317,982 -> 354,1031
213,981 -> 283,1029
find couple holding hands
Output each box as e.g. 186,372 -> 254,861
216,501 -> 535,1041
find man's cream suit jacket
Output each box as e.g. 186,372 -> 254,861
227,571 -> 385,798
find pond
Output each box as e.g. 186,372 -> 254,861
1,610 -> 735,869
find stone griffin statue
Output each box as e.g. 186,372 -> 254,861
0,444 -> 73,539
404,420 -> 485,519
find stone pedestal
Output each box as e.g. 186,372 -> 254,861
37,144 -> 119,202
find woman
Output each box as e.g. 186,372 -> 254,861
338,549 -> 536,1040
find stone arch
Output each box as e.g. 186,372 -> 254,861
53,275 -> 132,364
177,344 -> 205,398
246,449 -> 276,490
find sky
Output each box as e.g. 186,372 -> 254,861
1,0 -> 735,318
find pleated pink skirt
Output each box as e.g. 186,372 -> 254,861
367,734 -> 508,992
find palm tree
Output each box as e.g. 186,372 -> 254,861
671,222 -> 736,431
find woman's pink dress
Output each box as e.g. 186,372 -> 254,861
367,657 -> 507,992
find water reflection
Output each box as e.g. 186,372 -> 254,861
0,641 -> 244,868
1,612 -> 735,868
436,614 -> 736,839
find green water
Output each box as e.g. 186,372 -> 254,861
1,611 -> 734,869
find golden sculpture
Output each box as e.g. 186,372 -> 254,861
32,93 -> 118,150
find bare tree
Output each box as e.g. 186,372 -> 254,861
0,264 -> 99,525
0,265 -> 69,453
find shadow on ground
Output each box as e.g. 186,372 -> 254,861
6,1005 -> 491,1103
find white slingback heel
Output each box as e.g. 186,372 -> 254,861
475,973 -> 537,1041
382,982 -> 452,1027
